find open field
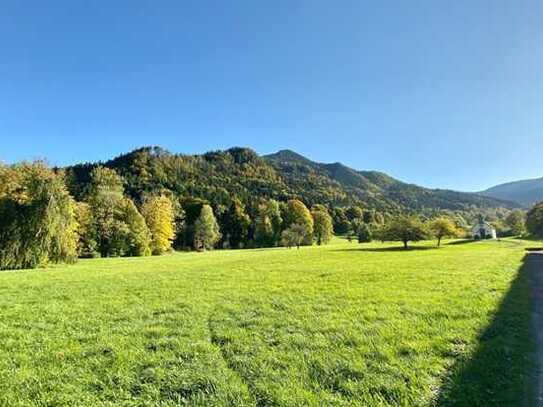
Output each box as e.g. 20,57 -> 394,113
0,238 -> 537,406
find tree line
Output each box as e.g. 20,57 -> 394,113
2,160 -> 542,271
0,162 -> 336,270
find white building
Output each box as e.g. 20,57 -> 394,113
472,220 -> 497,240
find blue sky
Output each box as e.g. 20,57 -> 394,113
1,1 -> 542,191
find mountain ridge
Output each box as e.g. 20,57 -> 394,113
480,176 -> 543,207
64,146 -> 519,215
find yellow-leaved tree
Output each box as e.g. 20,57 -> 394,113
142,195 -> 175,255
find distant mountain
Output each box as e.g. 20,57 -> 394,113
264,149 -> 518,212
64,146 -> 518,215
480,177 -> 543,207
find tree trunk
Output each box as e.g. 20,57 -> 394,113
437,236 -> 441,247
403,240 -> 408,249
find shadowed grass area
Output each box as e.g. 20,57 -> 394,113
339,246 -> 438,252
436,253 -> 536,406
0,238 -> 536,406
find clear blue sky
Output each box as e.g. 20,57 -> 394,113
1,1 -> 542,191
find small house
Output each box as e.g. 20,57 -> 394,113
472,219 -> 497,240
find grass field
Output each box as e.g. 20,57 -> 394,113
0,238 -> 536,406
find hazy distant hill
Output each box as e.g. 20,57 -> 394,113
65,146 -> 518,214
481,177 -> 543,207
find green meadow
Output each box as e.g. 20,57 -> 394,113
0,238 -> 536,406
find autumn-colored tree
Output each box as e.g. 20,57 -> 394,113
283,199 -> 313,245
429,217 -> 458,247
142,195 -> 175,255
311,207 -> 333,245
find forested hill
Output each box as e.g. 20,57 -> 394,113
64,146 -> 517,214
480,177 -> 543,207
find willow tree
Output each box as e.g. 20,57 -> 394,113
0,162 -> 78,270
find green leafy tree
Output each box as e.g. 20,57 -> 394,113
254,199 -> 283,247
281,222 -> 306,249
121,198 -> 152,256
311,207 -> 333,245
142,195 -> 175,255
357,223 -> 372,243
429,217 -> 458,247
504,210 -> 526,236
220,198 -> 251,249
283,199 -> 314,245
382,216 -> 429,249
178,197 -> 206,249
87,167 -> 150,257
266,199 -> 283,244
194,204 -> 221,251
86,166 -> 124,199
255,213 -> 274,247
75,201 -> 98,258
331,207 -> 351,235
0,162 -> 78,270
345,206 -> 364,222
526,203 -> 543,238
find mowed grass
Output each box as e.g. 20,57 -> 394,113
0,238 -> 536,406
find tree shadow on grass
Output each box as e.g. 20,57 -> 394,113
331,245 -> 437,253
446,239 -> 475,246
435,253 -> 538,406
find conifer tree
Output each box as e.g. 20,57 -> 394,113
194,204 -> 221,251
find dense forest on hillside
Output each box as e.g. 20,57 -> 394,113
65,146 -> 516,216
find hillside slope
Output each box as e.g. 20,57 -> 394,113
481,177 -> 543,207
264,149 -> 517,212
64,146 -> 517,213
